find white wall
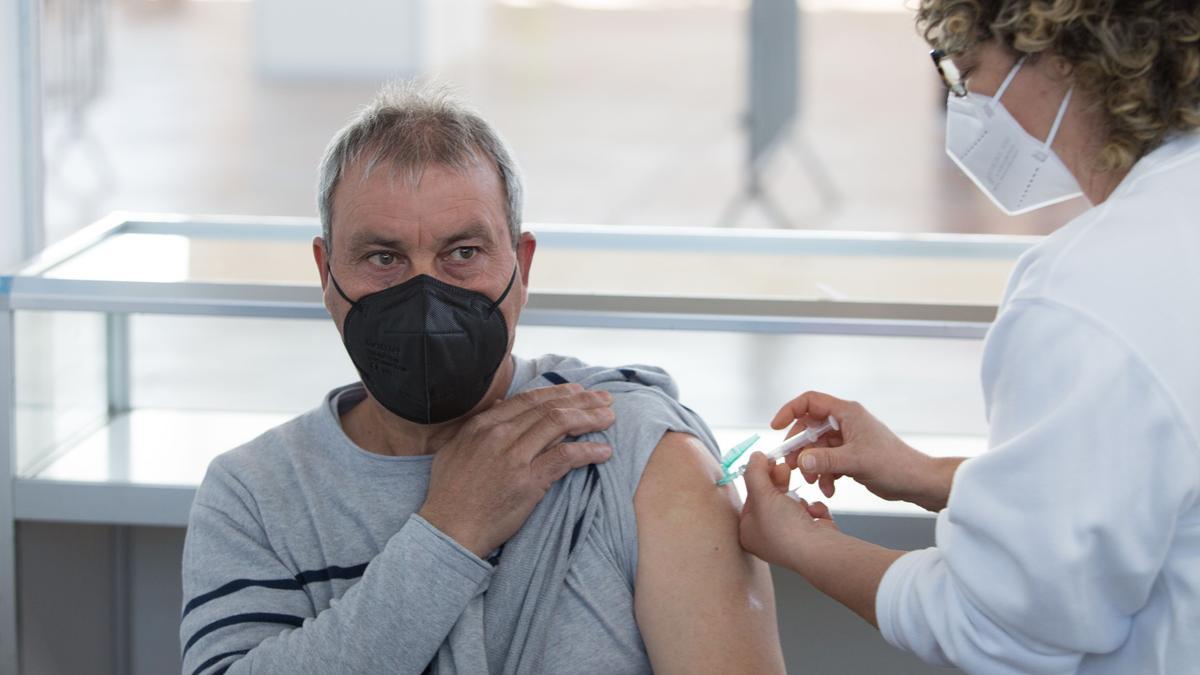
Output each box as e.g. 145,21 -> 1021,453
253,0 -> 490,81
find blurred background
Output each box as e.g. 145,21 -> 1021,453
39,0 -> 1087,248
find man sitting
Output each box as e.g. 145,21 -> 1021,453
180,82 -> 784,674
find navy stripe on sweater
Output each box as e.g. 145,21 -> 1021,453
183,562 -> 368,618
191,649 -> 249,675
183,612 -> 305,657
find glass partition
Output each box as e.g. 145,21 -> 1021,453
13,310 -> 108,476
3,214 -> 1008,520
39,220 -> 1029,310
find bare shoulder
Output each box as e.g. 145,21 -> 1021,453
634,431 -> 732,514
633,432 -> 786,674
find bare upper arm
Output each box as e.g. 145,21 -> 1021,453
633,432 -> 785,674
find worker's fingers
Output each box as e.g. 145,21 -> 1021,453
783,427 -> 843,469
769,460 -> 791,489
771,391 -> 851,431
806,501 -> 833,520
742,452 -> 781,501
798,446 -> 861,482
783,415 -> 838,441
809,432 -> 843,449
819,472 -> 836,498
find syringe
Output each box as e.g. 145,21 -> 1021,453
716,415 -> 840,486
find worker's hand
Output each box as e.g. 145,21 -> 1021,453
772,391 -> 956,512
418,383 -> 615,558
739,452 -> 838,570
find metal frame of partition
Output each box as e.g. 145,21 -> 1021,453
7,212 -> 1031,335
0,295 -> 18,675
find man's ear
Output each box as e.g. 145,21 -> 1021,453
516,231 -> 536,306
313,236 -> 330,291
314,236 -> 343,322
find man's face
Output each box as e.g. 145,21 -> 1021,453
313,153 -> 535,419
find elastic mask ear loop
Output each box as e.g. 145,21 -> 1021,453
326,265 -> 356,306
990,55 -> 1027,108
488,266 -> 519,314
1043,86 -> 1073,149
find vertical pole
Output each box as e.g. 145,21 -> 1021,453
106,314 -> 130,415
20,0 -> 45,261
0,304 -> 20,674
107,310 -> 132,674
111,526 -> 130,675
2,0 -> 44,668
1,0 -> 42,270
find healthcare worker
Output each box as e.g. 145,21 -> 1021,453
737,1 -> 1200,673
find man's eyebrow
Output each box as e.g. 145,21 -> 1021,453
437,224 -> 496,249
343,232 -> 408,253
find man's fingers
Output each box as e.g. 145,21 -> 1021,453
531,441 -> 612,484
510,403 -> 616,462
502,388 -> 614,436
478,383 -> 586,424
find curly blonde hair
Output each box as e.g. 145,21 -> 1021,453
917,0 -> 1200,172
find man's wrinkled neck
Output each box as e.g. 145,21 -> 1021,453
340,355 -> 516,457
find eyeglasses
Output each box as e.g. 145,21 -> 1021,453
930,49 -> 968,98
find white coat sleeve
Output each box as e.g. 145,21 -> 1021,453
875,298 -> 1199,674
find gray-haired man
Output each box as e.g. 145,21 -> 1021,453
180,82 -> 784,674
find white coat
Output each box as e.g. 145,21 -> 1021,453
875,132 -> 1200,674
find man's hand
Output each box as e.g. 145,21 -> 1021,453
418,383 -> 615,558
773,391 -> 962,512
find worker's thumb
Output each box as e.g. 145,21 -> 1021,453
742,452 -> 777,500
799,447 -> 849,478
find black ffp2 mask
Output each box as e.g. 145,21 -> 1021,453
328,267 -> 517,425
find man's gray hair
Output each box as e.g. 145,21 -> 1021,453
317,81 -> 523,251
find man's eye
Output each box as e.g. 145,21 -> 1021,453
450,247 -> 478,261
367,252 -> 397,266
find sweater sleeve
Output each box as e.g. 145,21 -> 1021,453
875,299 -> 1198,674
179,461 -> 494,675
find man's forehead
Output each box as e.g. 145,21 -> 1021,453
342,147 -> 500,197
332,153 -> 507,247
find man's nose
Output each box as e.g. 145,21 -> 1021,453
407,257 -> 443,281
